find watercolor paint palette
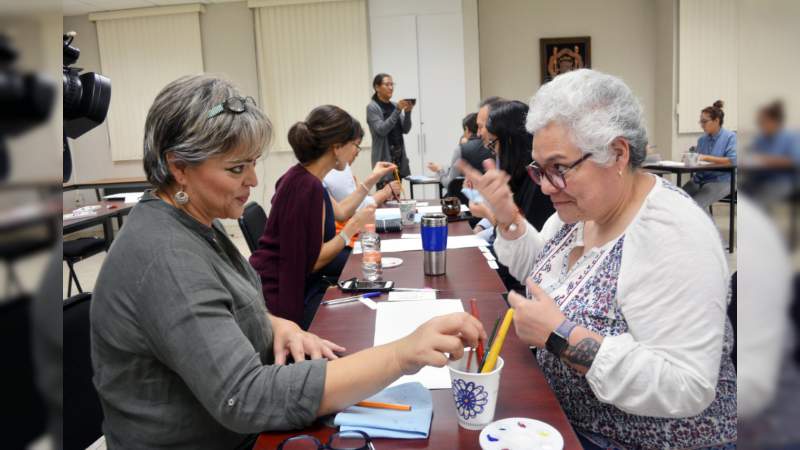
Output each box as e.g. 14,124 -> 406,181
478,417 -> 563,450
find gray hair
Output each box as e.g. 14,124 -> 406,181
143,74 -> 272,188
526,69 -> 648,168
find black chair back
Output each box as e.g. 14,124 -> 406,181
238,202 -> 267,252
64,292 -> 104,450
0,295 -> 47,448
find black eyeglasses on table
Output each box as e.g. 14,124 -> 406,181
526,153 -> 592,190
276,430 -> 373,450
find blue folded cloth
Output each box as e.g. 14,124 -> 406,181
334,382 -> 433,439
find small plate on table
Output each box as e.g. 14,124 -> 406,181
382,257 -> 403,268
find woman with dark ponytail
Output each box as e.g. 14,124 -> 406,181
250,105 -> 398,328
682,100 -> 737,209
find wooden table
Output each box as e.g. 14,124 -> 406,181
63,176 -> 150,201
63,201 -> 135,248
254,221 -> 582,450
642,162 -> 736,252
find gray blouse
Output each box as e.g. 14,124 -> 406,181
90,191 -> 326,449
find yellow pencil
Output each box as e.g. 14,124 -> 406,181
394,168 -> 405,198
356,401 -> 412,411
480,308 -> 514,373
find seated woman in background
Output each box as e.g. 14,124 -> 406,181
459,69 -> 735,449
470,100 -> 554,233
249,105 -> 398,328
681,100 -> 737,210
469,100 -> 555,291
323,140 -> 400,246
91,74 -> 485,450
741,100 -> 800,201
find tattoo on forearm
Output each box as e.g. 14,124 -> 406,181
562,337 -> 600,369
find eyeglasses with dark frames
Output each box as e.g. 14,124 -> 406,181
276,430 -> 373,450
526,153 -> 592,190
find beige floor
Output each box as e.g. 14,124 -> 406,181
60,209 -> 739,299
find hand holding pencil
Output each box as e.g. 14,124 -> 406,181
393,167 -> 405,199
391,312 -> 485,376
506,277 -> 567,349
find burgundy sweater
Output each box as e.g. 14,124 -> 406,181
249,164 -> 324,324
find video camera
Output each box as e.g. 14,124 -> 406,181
63,31 -> 111,182
0,34 -> 55,180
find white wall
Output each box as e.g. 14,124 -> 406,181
478,0 -> 657,146
736,0 -> 800,143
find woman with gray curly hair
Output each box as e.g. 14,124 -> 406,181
91,74 -> 485,449
458,69 -> 735,449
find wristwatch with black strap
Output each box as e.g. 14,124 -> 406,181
545,318 -> 578,357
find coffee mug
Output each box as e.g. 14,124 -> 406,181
441,196 -> 461,218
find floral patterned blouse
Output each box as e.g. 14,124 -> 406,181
495,176 -> 736,448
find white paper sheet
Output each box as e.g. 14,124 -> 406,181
388,290 -> 437,301
374,300 -> 464,389
351,235 -> 488,254
103,191 -> 143,203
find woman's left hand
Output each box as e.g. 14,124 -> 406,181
468,201 -> 493,222
506,278 -> 567,348
270,315 -> 345,364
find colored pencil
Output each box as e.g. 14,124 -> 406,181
394,168 -> 405,198
469,298 -> 485,367
481,308 -> 514,373
355,401 -> 411,411
466,348 -> 473,372
479,316 -> 501,370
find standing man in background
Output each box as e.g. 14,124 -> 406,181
367,73 -> 414,188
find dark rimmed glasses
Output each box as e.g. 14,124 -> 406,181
277,430 -> 373,450
526,153 -> 592,190
207,96 -> 256,119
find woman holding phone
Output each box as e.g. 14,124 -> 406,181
366,73 -> 415,188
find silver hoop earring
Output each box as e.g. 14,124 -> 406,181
174,190 -> 189,205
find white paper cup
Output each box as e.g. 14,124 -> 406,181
398,200 -> 417,226
448,355 -> 504,430
682,152 -> 700,165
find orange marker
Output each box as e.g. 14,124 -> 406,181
355,401 -> 411,411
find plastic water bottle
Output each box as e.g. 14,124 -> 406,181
360,223 -> 382,281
